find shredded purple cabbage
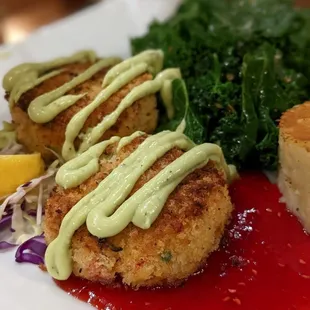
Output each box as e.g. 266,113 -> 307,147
0,213 -> 47,263
15,235 -> 47,265
0,215 -> 16,249
0,214 -> 11,228
0,160 -> 57,267
0,241 -> 16,250
0,127 -> 57,266
0,210 -> 47,264
27,209 -> 39,217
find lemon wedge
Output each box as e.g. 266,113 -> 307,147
0,154 -> 44,197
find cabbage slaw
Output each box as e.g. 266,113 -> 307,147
0,123 -> 58,265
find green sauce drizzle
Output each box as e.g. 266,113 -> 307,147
3,50 -> 97,107
28,58 -> 121,123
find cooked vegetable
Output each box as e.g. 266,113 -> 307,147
156,78 -> 205,143
132,0 -> 310,170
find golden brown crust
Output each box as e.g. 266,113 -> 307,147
9,62 -> 158,162
44,135 -> 233,288
279,101 -> 310,151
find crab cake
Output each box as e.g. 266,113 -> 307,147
44,134 -> 233,288
7,62 -> 158,162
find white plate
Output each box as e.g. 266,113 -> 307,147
0,0 -> 180,309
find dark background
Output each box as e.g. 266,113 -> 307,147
0,0 -> 309,45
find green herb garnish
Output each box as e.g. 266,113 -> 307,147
132,0 -> 310,170
160,250 -> 172,263
98,238 -> 123,252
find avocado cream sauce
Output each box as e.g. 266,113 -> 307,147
3,50 -> 97,107
61,52 -> 180,161
28,57 -> 122,124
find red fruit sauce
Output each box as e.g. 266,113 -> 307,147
55,172 -> 310,310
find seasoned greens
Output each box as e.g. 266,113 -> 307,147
156,79 -> 205,144
131,0 -> 310,170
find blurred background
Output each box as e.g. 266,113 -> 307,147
0,0 -> 309,45
0,0 -> 99,44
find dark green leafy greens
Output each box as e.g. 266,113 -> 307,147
131,0 -> 310,170
157,78 -> 205,143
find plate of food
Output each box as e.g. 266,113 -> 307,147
1,0 -> 310,309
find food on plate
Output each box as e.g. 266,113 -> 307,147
55,173 -> 310,310
132,0 -> 310,170
44,131 -> 234,287
0,153 -> 44,197
278,101 -> 310,232
3,50 -> 164,162
0,157 -> 57,249
0,49 -> 184,261
1,0 -> 310,307
0,122 -> 51,251
1,48 -> 237,288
